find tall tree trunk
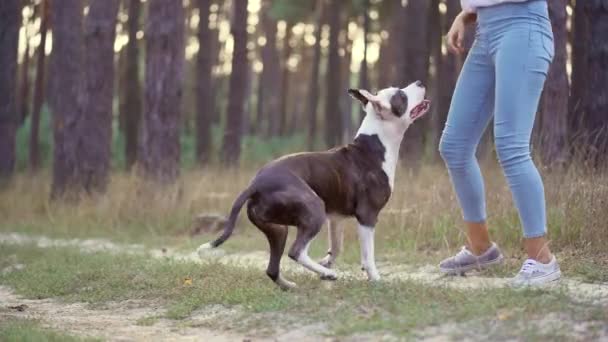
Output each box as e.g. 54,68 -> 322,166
138,0 -> 184,183
221,0 -> 248,166
279,22 -> 293,136
324,0 -> 343,148
49,0 -> 84,198
429,0 -> 444,161
537,0 -> 568,167
569,0 -> 588,148
196,0 -> 213,165
582,0 -> 608,167
79,0 -> 120,193
400,0 -> 430,166
342,19 -> 354,142
29,0 -> 48,172
122,0 -> 142,170
307,0 -> 324,150
0,0 -> 20,182
260,2 -> 281,137
358,0 -> 370,124
19,36 -> 31,125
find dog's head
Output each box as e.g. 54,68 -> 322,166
348,81 -> 430,128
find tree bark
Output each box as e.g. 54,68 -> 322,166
358,0 -> 370,125
400,0 -> 430,166
122,0 -> 142,170
138,0 -> 185,183
196,0 -> 214,165
537,0 -> 568,167
581,0 -> 608,167
29,0 -> 48,172
78,0 -> 119,193
260,1 -> 281,137
0,0 -> 20,182
307,0 -> 325,150
569,0 -> 588,146
279,22 -> 293,136
324,0 -> 343,148
18,34 -> 30,125
49,0 -> 84,198
221,0 -> 248,166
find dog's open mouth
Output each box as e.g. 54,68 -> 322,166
410,99 -> 431,120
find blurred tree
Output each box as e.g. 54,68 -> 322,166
29,0 -> 49,172
79,0 -> 120,192
196,0 -> 214,165
324,0 -> 343,148
260,0 -> 281,136
537,0 -> 568,167
49,0 -> 84,198
279,21 -> 294,136
121,0 -> 142,170
357,0 -> 370,124
138,0 -> 184,183
18,7 -> 31,126
581,0 -> 608,166
569,0 -> 588,148
0,0 -> 20,182
307,0 -> 325,150
221,0 -> 248,165
400,0 -> 430,166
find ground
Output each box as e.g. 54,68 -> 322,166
1,165 -> 607,341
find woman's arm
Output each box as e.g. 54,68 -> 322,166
446,11 -> 477,55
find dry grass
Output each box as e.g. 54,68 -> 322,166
1,161 -> 607,260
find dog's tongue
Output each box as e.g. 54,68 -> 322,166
410,100 -> 431,120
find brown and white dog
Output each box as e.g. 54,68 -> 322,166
197,81 -> 430,289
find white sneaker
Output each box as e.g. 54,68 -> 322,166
510,256 -> 561,287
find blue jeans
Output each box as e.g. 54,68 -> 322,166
439,0 -> 554,239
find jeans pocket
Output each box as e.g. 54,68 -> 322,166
541,32 -> 554,62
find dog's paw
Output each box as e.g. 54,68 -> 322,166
276,276 -> 297,291
196,243 -> 224,259
318,254 -> 334,269
320,270 -> 338,281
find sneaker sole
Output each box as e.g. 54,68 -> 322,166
511,269 -> 562,287
439,254 -> 504,275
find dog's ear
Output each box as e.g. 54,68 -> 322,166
348,89 -> 369,106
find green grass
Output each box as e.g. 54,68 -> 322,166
0,319 -> 97,342
1,244 -> 606,338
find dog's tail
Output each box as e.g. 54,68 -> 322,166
201,186 -> 255,250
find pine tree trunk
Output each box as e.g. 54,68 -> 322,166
582,0 -> 608,166
78,0 -> 119,193
324,0 -> 343,148
221,0 -> 248,166
18,37 -> 30,125
400,0 -> 430,166
138,0 -> 185,183
29,0 -> 48,172
538,0 -> 568,167
569,0 -> 588,146
307,0 -> 324,150
0,0 -> 20,182
260,2 -> 281,137
196,0 -> 214,165
49,0 -> 84,198
123,0 -> 142,170
358,0 -> 370,125
279,22 -> 293,136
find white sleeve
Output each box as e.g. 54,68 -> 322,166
462,0 -> 530,13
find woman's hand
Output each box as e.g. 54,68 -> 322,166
446,12 -> 476,55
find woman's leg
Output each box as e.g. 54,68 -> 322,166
492,26 -> 554,263
439,38 -> 496,256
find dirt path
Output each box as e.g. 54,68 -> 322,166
1,232 -> 608,341
2,232 -> 608,304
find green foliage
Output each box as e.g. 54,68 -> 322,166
15,106 -> 53,171
269,0 -> 314,23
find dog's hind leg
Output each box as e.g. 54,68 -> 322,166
319,219 -> 344,269
247,206 -> 295,290
287,197 -> 337,280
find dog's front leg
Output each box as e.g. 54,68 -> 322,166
357,224 -> 380,281
319,219 -> 343,268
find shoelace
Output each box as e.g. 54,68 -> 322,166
518,260 -> 537,274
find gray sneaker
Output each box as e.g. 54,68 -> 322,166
439,242 -> 504,275
510,256 -> 561,287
